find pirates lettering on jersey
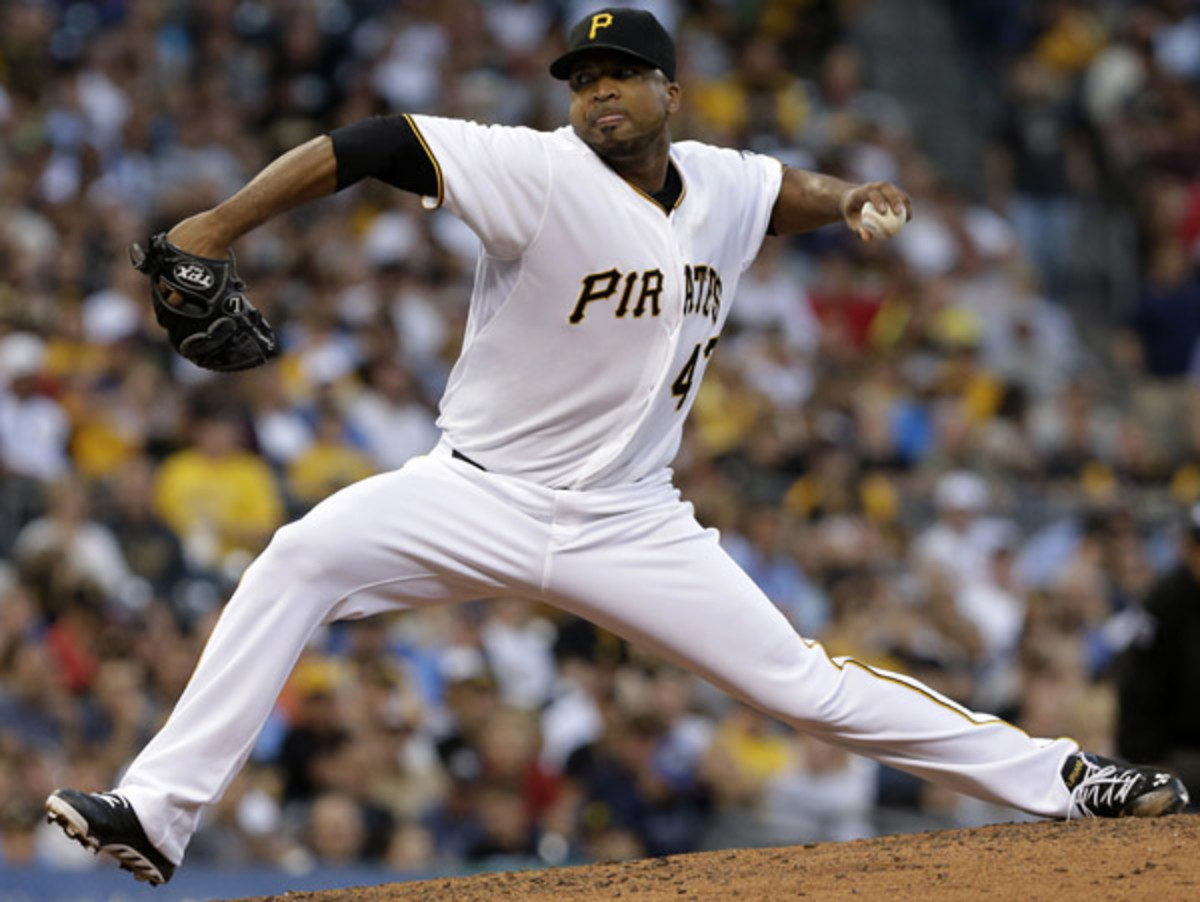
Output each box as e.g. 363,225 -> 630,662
568,265 -> 722,325
683,264 -> 722,324
569,267 -> 664,323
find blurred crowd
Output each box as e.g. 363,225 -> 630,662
2,0 -> 1200,877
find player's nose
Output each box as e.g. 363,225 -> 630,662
591,77 -> 620,100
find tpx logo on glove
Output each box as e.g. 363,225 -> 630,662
173,262 -> 215,289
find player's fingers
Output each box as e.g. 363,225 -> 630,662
847,183 -> 906,240
853,187 -> 891,241
868,186 -> 891,212
877,185 -> 912,220
862,184 -> 899,217
859,182 -> 910,220
156,279 -> 185,307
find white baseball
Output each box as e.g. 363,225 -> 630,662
860,201 -> 907,239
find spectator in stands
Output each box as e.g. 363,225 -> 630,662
14,475 -> 142,609
1115,235 -> 1200,461
307,791 -> 368,865
345,357 -> 440,472
153,396 -> 285,577
0,332 -> 69,484
991,54 -> 1090,299
0,641 -> 75,753
912,470 -> 1001,594
103,455 -> 191,608
285,401 -> 376,514
276,659 -> 351,806
723,505 -> 829,636
1117,504 -> 1200,800
480,599 -> 558,712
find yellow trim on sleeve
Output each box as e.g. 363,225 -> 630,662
403,113 -> 444,209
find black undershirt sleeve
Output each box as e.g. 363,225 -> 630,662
328,114 -> 439,196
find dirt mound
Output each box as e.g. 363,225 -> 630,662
249,815 -> 1199,901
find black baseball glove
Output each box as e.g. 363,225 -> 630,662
129,233 -> 279,372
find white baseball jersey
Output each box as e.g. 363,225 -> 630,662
409,115 -> 782,488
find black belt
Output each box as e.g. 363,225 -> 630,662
451,448 -> 486,471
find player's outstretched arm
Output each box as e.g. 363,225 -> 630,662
166,135 -> 339,258
769,167 -> 912,240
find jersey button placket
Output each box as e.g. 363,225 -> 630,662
654,214 -> 688,399
575,182 -> 684,482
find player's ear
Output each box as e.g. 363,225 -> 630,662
666,81 -> 681,115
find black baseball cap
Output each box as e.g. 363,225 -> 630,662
549,7 -> 676,82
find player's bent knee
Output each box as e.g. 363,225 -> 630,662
722,638 -> 845,727
250,520 -> 326,584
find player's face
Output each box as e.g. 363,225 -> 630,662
566,51 -> 680,161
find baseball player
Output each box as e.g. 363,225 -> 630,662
47,8 -> 1187,886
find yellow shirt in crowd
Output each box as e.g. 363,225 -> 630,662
154,450 -> 285,558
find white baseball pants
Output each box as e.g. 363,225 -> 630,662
119,443 -> 1077,866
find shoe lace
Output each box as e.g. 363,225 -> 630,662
1068,762 -> 1141,819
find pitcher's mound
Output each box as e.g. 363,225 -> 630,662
250,815 -> 1199,900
